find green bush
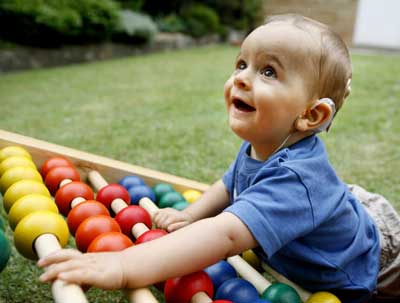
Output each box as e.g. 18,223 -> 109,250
204,0 -> 264,31
181,4 -> 220,38
113,9 -> 157,43
113,0 -> 144,11
156,14 -> 186,33
0,0 -> 120,46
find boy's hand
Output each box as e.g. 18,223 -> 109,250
153,208 -> 193,232
38,249 -> 126,290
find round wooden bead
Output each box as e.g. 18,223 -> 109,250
0,146 -> 32,162
158,191 -> 185,208
261,283 -> 301,303
204,260 -> 238,290
215,278 -> 259,303
44,166 -> 80,195
96,184 -> 130,210
114,205 -> 152,239
305,291 -> 341,303
152,183 -> 175,202
40,157 -> 73,179
119,175 -> 145,190
8,194 -> 58,230
0,156 -> 36,176
75,215 -> 121,252
164,270 -> 214,303
0,166 -> 42,194
182,189 -> 202,203
127,185 -> 156,205
3,180 -> 50,213
54,181 -> 94,216
14,210 -> 69,260
0,230 -> 11,272
67,200 -> 110,236
87,231 -> 133,252
135,229 -> 167,244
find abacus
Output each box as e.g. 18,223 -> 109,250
0,129 -> 341,303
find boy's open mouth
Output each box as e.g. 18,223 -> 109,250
233,98 -> 256,112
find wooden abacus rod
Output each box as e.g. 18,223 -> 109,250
226,255 -> 271,293
261,262 -> 310,302
140,198 -> 312,302
36,234 -> 89,303
87,170 -> 158,303
88,170 -> 128,214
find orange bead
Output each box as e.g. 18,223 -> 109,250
75,215 -> 120,252
87,232 -> 133,252
67,200 -> 110,235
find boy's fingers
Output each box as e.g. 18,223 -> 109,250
39,258 -> 83,282
58,269 -> 92,285
168,221 -> 188,232
37,249 -> 82,267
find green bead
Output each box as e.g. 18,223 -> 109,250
0,230 -> 11,272
262,283 -> 301,303
158,191 -> 185,208
152,183 -> 175,202
172,200 -> 189,211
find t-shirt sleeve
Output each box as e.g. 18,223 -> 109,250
224,166 -> 315,258
222,161 -> 235,196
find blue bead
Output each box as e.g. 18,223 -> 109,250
215,278 -> 259,303
119,175 -> 145,190
128,185 -> 156,205
204,260 -> 237,290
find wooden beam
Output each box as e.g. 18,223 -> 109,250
0,129 -> 209,193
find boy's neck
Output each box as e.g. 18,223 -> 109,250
250,131 -> 313,161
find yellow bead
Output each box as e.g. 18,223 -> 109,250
182,189 -> 202,203
8,194 -> 58,230
14,210 -> 69,260
3,180 -> 50,213
305,291 -> 341,303
242,249 -> 262,271
0,146 -> 32,162
0,166 -> 42,194
0,156 -> 36,176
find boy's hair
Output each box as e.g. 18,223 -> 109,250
265,14 -> 352,112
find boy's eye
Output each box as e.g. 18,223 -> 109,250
261,67 -> 276,78
236,60 -> 247,70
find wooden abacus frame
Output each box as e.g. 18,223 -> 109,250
0,129 -> 311,302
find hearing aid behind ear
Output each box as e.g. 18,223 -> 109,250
312,98 -> 336,133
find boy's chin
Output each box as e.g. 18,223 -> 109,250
229,123 -> 252,142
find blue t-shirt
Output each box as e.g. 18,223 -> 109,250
223,135 -> 380,303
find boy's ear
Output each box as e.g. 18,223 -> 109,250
295,101 -> 334,132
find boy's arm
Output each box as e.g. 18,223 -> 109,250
39,211 -> 257,290
154,179 -> 231,231
184,179 -> 231,221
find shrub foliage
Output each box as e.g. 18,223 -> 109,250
0,0 -> 264,46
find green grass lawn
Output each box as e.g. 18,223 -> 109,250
0,44 -> 399,302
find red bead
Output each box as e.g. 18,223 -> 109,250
164,271 -> 214,303
67,200 -> 110,235
40,157 -> 74,178
55,181 -> 94,216
96,184 -> 130,212
135,229 -> 167,244
75,215 -> 120,252
45,166 -> 80,195
115,206 -> 152,239
87,231 -> 133,252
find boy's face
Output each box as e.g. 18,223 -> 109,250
224,23 -> 316,154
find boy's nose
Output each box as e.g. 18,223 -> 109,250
233,72 -> 252,90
